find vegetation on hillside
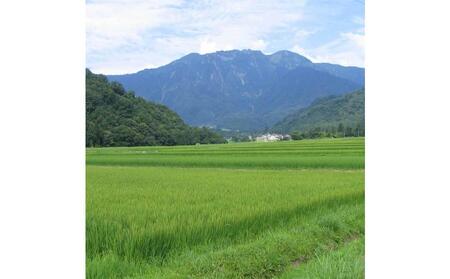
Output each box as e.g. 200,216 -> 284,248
273,88 -> 365,139
86,69 -> 225,147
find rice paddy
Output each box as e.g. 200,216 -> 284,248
86,137 -> 365,278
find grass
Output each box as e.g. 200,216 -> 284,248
86,137 -> 365,278
280,237 -> 365,279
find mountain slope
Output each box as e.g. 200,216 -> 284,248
272,89 -> 365,133
86,69 -> 225,147
312,63 -> 365,85
108,50 -> 364,131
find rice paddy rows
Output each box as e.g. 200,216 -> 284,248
86,137 -> 365,278
87,137 -> 364,170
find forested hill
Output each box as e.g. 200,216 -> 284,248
86,69 -> 225,147
272,89 -> 365,135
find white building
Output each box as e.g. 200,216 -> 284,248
256,133 -> 291,142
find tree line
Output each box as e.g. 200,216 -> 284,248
290,122 -> 365,140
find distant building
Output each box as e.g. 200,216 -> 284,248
256,133 -> 291,142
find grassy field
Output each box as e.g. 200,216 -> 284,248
86,137 -> 365,278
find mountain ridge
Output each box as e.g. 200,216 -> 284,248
107,49 -> 364,131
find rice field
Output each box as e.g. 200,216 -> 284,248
86,137 -> 365,278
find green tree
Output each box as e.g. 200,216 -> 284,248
86,69 -> 226,147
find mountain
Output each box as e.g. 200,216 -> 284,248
86,69 -> 225,147
272,88 -> 365,133
108,50 -> 364,131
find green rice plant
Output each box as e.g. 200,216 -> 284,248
86,137 -> 365,278
87,137 -> 365,170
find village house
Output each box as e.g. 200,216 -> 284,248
256,133 -> 291,142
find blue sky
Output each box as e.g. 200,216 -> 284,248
87,0 -> 364,74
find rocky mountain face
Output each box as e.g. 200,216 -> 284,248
108,50 -> 364,131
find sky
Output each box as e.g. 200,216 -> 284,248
86,0 -> 364,74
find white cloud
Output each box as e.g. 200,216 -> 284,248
87,0 -> 364,74
250,39 -> 267,50
86,0 -> 184,52
291,31 -> 365,67
199,39 -> 217,54
199,39 -> 234,54
87,0 -> 308,74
